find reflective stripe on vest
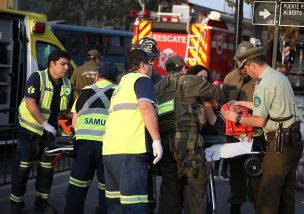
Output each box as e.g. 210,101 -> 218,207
158,99 -> 175,116
109,103 -> 138,113
19,69 -> 71,135
75,81 -> 113,142
39,70 -> 71,112
103,73 -> 149,155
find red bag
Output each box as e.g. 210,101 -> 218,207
222,104 -> 255,139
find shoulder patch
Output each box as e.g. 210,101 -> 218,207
254,96 -> 261,107
28,86 -> 35,94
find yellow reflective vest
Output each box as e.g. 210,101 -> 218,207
74,80 -> 114,142
19,69 -> 71,135
103,73 -> 150,155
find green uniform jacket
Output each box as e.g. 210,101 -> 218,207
223,69 -> 255,102
70,61 -> 98,98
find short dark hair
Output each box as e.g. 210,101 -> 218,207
124,49 -> 149,72
47,49 -> 71,67
246,55 -> 266,66
187,65 -> 210,81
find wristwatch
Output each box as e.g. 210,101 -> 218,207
235,115 -> 242,125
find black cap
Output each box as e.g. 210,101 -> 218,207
97,62 -> 119,82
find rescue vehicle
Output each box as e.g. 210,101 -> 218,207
0,9 -> 75,127
131,4 -> 250,79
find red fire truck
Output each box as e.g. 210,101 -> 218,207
131,4 -> 250,80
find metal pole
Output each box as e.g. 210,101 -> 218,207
272,1 -> 280,68
234,0 -> 243,68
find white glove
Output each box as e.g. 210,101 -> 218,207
152,140 -> 163,164
42,121 -> 57,136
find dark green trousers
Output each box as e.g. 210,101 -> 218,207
256,139 -> 303,214
158,134 -> 208,214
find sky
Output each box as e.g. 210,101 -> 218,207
189,0 -> 252,19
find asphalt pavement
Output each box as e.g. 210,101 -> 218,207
0,171 -> 303,213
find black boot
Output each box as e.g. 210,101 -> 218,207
230,204 -> 241,214
34,197 -> 57,214
10,202 -> 24,214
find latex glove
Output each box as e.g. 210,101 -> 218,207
152,140 -> 163,164
42,121 -> 57,136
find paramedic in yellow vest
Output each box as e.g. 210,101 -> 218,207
10,50 -> 72,214
102,49 -> 163,213
70,49 -> 102,98
155,55 -> 225,214
64,62 -> 118,214
222,42 -> 303,214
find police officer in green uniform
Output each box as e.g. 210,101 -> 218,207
64,62 -> 118,214
223,41 -> 265,213
70,49 -> 102,98
222,42 -> 303,214
155,55 -> 225,214
10,50 -> 72,214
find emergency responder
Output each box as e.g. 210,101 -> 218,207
188,65 -> 229,180
135,37 -> 162,83
222,41 -> 266,214
155,55 -> 225,214
10,50 -> 72,214
222,42 -> 303,214
64,62 -> 118,214
70,49 -> 102,98
102,49 -> 163,213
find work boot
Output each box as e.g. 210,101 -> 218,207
230,204 -> 241,214
10,202 -> 24,214
34,197 -> 57,214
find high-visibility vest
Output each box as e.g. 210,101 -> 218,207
74,80 -> 114,142
103,72 -> 150,155
19,69 -> 71,135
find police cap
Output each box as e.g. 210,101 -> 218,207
88,49 -> 102,59
235,41 -> 265,68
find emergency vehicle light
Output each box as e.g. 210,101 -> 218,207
33,21 -> 46,34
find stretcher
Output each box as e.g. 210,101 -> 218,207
44,136 -> 74,166
204,135 -> 265,214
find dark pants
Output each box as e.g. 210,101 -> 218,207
256,139 -> 303,214
228,136 -> 265,205
103,154 -> 150,214
64,140 -> 107,214
10,133 -> 54,204
158,135 -> 208,214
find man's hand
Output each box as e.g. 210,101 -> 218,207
221,110 -> 238,123
152,140 -> 163,164
42,121 -> 57,136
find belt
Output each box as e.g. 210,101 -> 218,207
265,128 -> 302,148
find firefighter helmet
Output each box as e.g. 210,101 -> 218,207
135,37 -> 159,60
